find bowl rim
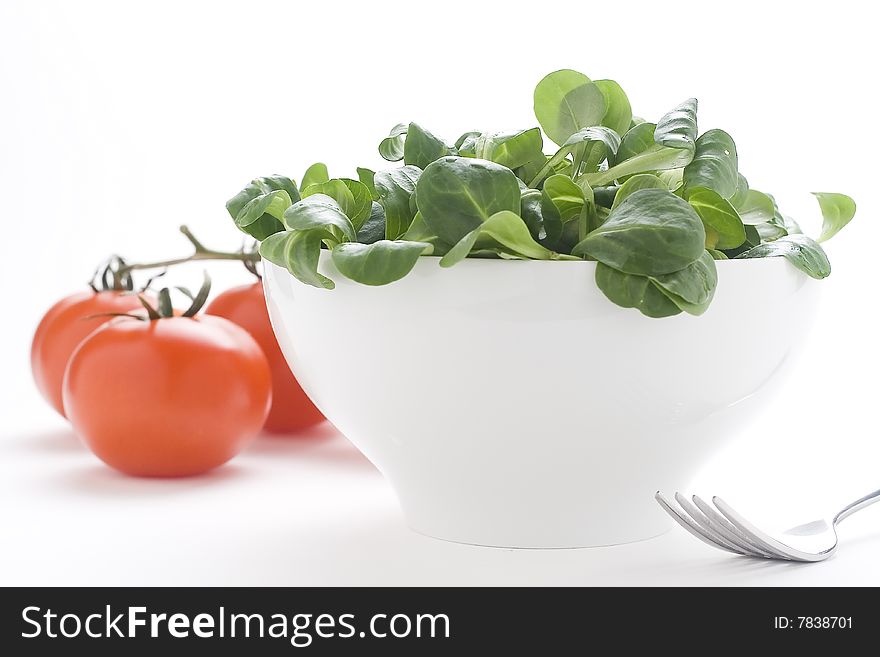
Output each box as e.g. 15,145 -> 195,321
278,251 -> 800,270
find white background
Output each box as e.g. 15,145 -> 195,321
1,0 -> 878,585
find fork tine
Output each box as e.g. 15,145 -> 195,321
672,493 -> 754,556
712,496 -> 832,563
655,491 -> 743,555
690,495 -> 779,559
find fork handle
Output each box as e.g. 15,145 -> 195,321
834,488 -> 880,525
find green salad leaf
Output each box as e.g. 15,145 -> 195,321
534,69 -> 605,146
735,189 -> 775,225
356,167 -> 378,199
226,175 -> 300,240
650,251 -> 718,315
416,157 -> 521,245
595,263 -> 682,318
301,163 -> 329,190
260,230 -> 335,290
440,210 -> 563,267
282,193 -> 356,244
610,174 -> 667,211
302,178 -> 372,229
357,202 -> 387,244
813,192 -> 856,243
331,240 -> 431,285
374,165 -> 421,240
735,234 -> 831,279
476,128 -> 544,170
403,122 -> 452,169
612,122 -> 655,167
594,79 -> 632,137
686,187 -> 746,250
378,124 -> 408,162
572,189 -> 705,276
682,129 -> 738,199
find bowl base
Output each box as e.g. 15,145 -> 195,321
401,503 -> 676,549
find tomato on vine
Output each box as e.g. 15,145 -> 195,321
31,258 -> 148,418
63,274 -> 272,477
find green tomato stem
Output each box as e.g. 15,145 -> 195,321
117,225 -> 259,275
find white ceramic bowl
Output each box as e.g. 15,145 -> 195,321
263,254 -> 818,548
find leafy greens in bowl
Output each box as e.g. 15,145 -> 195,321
227,69 -> 856,318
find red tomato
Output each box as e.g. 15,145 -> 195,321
31,290 -> 146,418
206,283 -> 325,433
63,315 -> 271,477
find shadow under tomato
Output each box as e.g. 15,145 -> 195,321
11,427 -> 84,455
56,461 -> 251,499
246,425 -> 376,470
257,420 -> 337,441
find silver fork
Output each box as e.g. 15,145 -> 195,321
655,488 -> 880,562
